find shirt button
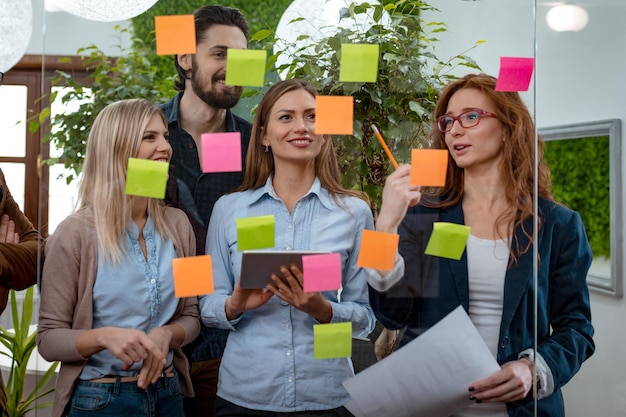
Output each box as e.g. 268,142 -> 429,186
288,378 -> 293,383
286,246 -> 292,250
288,225 -> 292,229
150,278 -> 156,284
286,351 -> 291,356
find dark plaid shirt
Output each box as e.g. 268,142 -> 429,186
160,92 -> 252,361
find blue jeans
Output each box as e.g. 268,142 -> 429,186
68,372 -> 183,417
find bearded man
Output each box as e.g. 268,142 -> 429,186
160,5 -> 251,417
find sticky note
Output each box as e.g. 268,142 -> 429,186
356,230 -> 399,271
495,57 -> 535,92
172,255 -> 214,297
315,96 -> 354,135
125,158 -> 169,199
314,322 -> 352,360
236,215 -> 275,251
424,222 -> 471,260
410,149 -> 448,187
201,132 -> 242,173
339,44 -> 380,83
155,15 -> 196,56
303,253 -> 342,292
225,49 -> 266,87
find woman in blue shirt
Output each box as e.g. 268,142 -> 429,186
200,79 -> 376,416
366,73 -> 594,417
38,98 -> 200,417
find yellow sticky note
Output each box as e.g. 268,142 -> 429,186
225,49 -> 267,87
236,215 -> 275,251
315,96 -> 354,135
410,149 -> 449,187
313,322 -> 352,360
125,158 -> 169,199
424,222 -> 471,260
356,229 -> 399,271
339,44 -> 380,83
172,255 -> 214,297
154,15 -> 196,56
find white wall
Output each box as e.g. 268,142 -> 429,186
425,1 -> 626,416
26,0 -> 132,57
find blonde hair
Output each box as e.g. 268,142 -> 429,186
237,79 -> 369,205
77,98 -> 174,263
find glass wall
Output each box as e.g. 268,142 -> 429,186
0,0 -> 623,415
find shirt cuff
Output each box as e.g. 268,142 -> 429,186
518,349 -> 555,399
364,254 -> 405,293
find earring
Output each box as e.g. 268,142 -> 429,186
264,145 -> 269,153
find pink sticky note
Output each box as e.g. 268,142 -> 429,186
495,57 -> 535,92
201,132 -> 242,173
303,253 -> 342,292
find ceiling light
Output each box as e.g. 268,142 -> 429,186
546,4 -> 589,32
52,0 -> 158,22
0,0 -> 33,73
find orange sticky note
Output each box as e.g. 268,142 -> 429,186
410,149 -> 448,187
155,15 -> 196,56
172,255 -> 214,297
356,229 -> 399,271
315,96 -> 354,135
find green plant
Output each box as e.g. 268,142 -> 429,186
250,0 -> 482,212
30,26 -> 175,184
543,136 -> 610,257
0,287 -> 58,417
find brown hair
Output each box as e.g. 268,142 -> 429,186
237,79 -> 368,205
423,73 -> 553,262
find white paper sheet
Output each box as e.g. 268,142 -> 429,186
343,305 -> 501,417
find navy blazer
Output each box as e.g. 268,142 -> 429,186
369,198 -> 595,417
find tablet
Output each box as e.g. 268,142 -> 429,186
239,250 -> 330,289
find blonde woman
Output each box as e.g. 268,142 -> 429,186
37,98 -> 200,417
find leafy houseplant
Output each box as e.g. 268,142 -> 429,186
251,0 -> 482,212
30,26 -> 175,184
0,287 -> 58,417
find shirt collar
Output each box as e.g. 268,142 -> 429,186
162,92 -> 238,132
247,176 -> 334,210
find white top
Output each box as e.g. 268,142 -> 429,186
454,234 -> 509,417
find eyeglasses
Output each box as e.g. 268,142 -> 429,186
436,109 -> 498,133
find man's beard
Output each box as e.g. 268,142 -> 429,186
190,70 -> 243,110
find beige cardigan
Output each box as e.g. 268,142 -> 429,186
37,206 -> 200,417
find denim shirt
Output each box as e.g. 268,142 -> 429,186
199,177 -> 376,412
80,217 -> 177,379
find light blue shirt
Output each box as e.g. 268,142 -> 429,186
199,177 -> 376,412
80,216 -> 177,379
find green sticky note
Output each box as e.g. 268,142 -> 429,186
125,158 -> 169,199
424,222 -> 471,260
225,49 -> 266,87
236,215 -> 275,251
339,44 -> 379,83
314,322 -> 352,360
